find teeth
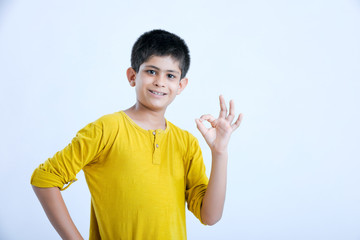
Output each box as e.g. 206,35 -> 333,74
150,90 -> 165,95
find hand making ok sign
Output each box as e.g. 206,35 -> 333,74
195,95 -> 244,154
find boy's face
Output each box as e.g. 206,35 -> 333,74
127,55 -> 188,112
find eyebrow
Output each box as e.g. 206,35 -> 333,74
144,65 -> 180,74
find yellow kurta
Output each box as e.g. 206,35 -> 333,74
31,111 -> 209,239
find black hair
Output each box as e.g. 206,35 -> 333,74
131,29 -> 190,79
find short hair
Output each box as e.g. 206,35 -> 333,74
131,29 -> 190,79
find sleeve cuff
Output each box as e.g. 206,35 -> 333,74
30,168 -> 77,191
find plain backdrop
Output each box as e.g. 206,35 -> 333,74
0,0 -> 359,239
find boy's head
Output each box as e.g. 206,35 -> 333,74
131,29 -> 190,79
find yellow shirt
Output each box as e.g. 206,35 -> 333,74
31,111 -> 209,239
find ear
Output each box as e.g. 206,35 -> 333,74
176,77 -> 188,95
126,67 -> 137,87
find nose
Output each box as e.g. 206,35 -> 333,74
154,74 -> 166,87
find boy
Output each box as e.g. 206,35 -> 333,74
31,29 -> 243,240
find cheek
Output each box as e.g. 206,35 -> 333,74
134,84 -> 144,96
135,79 -> 146,89
175,84 -> 181,94
170,81 -> 180,89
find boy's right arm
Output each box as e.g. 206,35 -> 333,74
32,186 -> 83,240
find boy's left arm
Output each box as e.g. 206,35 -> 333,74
195,95 -> 244,225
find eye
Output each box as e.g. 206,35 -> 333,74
168,74 -> 176,79
147,70 -> 156,75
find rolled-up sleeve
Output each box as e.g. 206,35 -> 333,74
185,136 -> 209,225
31,121 -> 105,191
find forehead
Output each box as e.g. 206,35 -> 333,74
141,55 -> 181,73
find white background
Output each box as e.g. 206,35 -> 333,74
0,0 -> 359,239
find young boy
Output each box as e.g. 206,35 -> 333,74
31,29 -> 243,240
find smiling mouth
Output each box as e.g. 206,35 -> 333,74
149,90 -> 167,96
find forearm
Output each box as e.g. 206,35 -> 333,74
200,151 -> 228,225
32,186 -> 83,240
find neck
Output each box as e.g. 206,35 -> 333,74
124,103 -> 167,130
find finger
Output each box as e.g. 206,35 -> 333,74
200,114 -> 217,123
226,99 -> 235,123
195,118 -> 208,136
231,113 -> 244,131
218,95 -> 227,119
200,114 -> 218,128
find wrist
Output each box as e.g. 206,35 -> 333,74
211,149 -> 228,158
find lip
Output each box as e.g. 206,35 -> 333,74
148,89 -> 167,96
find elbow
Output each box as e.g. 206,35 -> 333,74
202,215 -> 222,226
200,201 -> 224,226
